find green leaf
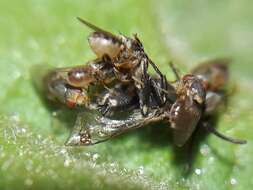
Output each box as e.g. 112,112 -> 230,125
0,0 -> 252,189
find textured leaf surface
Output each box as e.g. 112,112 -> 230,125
0,0 -> 252,189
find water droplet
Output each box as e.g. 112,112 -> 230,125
230,178 -> 237,185
195,168 -> 202,175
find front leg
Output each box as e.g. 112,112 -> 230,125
150,75 -> 176,107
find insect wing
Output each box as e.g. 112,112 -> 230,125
66,109 -> 163,146
205,91 -> 223,115
191,58 -> 229,91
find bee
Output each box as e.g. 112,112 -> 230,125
65,59 -> 247,146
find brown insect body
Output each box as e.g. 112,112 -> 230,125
77,17 -> 159,116
191,58 -> 229,115
65,59 -> 245,147
170,74 -> 206,146
88,32 -> 122,59
44,57 -> 115,108
191,58 -> 229,92
41,18 -> 246,147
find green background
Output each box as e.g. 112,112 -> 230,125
0,0 -> 252,189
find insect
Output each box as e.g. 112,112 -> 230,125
41,18 -> 246,147
191,58 -> 229,115
44,17 -> 175,117
77,17 -> 173,116
44,56 -> 116,108
65,59 -> 247,146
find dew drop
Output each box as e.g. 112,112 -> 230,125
230,178 -> 237,185
195,168 -> 202,175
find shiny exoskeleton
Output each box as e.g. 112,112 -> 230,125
44,56 -> 115,108
40,18 -> 246,147
77,17 -> 172,116
64,58 -> 246,146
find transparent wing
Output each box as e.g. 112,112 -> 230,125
191,58 -> 230,91
65,109 -> 164,146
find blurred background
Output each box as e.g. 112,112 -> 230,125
0,0 -> 252,189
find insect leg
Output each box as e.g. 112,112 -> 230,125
202,122 -> 247,144
134,59 -> 151,116
147,58 -> 176,105
168,62 -> 180,81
